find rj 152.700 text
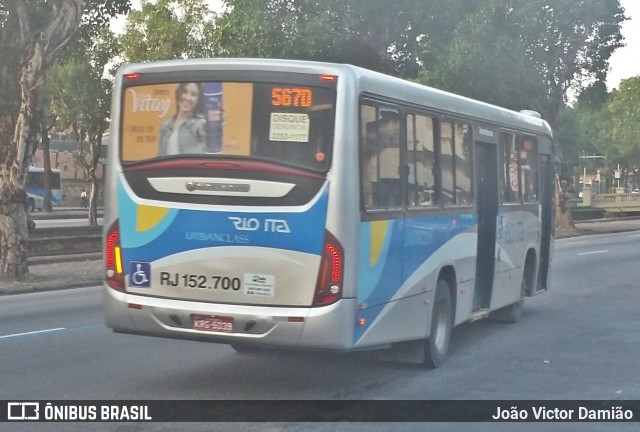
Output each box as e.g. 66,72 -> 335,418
159,272 -> 241,291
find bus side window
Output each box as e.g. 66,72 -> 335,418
455,123 -> 473,205
406,113 -> 436,207
521,136 -> 538,203
500,132 -> 520,204
441,121 -> 473,206
360,104 -> 401,210
441,122 -> 455,206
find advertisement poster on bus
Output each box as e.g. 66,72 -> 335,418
121,82 -> 253,161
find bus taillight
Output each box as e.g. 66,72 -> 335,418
124,73 -> 140,81
313,231 -> 344,306
105,221 -> 125,291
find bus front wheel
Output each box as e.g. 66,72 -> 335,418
423,279 -> 453,368
27,198 -> 35,212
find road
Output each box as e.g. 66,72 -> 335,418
1,231 -> 640,432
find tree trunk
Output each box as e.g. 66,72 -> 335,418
0,49 -> 43,277
88,178 -> 99,226
0,0 -> 84,279
0,117 -> 31,277
555,173 -> 577,234
87,129 -> 104,226
0,202 -> 30,278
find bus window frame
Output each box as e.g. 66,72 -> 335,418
520,134 -> 540,204
404,109 -> 440,212
440,116 -> 474,208
358,98 -> 404,217
499,129 -> 522,206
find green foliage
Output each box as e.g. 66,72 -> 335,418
420,2 -> 547,112
117,0 -> 219,62
607,77 -> 640,162
47,27 -> 116,143
83,0 -> 131,30
217,0 -> 448,78
561,76 -> 640,190
0,0 -> 131,120
420,0 -> 625,126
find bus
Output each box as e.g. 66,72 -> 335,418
104,59 -> 554,368
27,166 -> 62,211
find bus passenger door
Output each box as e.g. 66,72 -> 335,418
474,142 -> 498,311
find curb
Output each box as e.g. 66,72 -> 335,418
0,279 -> 103,296
556,226 -> 640,239
29,253 -> 102,265
574,215 -> 640,223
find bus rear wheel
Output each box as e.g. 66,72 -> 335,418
27,198 -> 35,212
423,279 -> 453,368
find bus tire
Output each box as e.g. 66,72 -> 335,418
423,279 -> 453,368
27,198 -> 35,212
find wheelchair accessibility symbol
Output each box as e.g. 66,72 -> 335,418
129,261 -> 151,288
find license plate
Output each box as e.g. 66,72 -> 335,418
192,315 -> 234,333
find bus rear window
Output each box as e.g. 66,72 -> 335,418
120,81 -> 336,172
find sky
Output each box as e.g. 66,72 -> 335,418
606,0 -> 640,90
112,0 -> 640,91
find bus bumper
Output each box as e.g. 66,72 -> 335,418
103,285 -> 356,350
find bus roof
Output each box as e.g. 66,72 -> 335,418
118,58 -> 553,138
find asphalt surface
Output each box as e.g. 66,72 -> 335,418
1,212 -> 640,295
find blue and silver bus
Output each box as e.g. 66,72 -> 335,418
104,59 -> 554,367
27,166 -> 62,211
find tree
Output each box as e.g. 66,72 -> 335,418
607,77 -> 640,165
0,0 -> 84,278
46,28 -> 117,226
422,0 -> 625,125
29,0 -> 132,214
0,0 -> 130,279
217,0 -> 457,78
417,0 -> 625,233
118,0 -> 219,62
549,82 -> 611,195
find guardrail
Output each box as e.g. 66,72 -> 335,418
28,225 -> 102,257
592,193 -> 640,212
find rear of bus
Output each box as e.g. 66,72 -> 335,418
103,60 -> 356,350
27,167 -> 62,211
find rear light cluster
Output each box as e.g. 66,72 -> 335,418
105,221 -> 125,291
313,231 -> 344,306
124,72 -> 140,81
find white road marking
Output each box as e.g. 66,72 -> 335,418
0,327 -> 66,339
577,250 -> 608,256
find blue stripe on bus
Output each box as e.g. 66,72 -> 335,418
354,213 -> 477,343
117,179 -> 329,264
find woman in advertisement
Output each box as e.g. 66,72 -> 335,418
158,83 -> 206,155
